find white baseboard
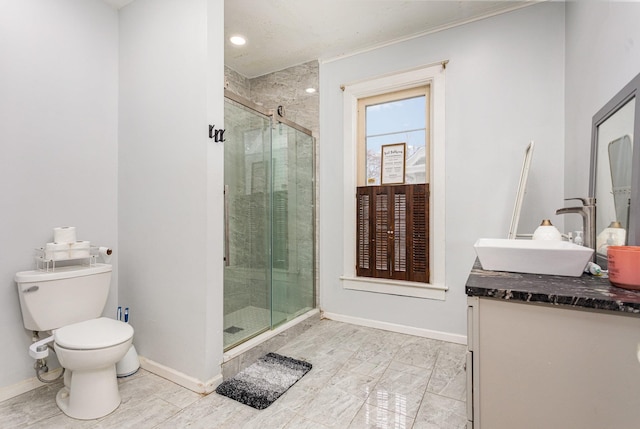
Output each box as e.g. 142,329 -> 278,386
321,311 -> 467,345
0,368 -> 64,403
0,360 -> 222,402
138,356 -> 222,394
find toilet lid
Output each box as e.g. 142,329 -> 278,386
54,317 -> 134,350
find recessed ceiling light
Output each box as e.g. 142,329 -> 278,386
229,35 -> 246,46
305,87 -> 316,94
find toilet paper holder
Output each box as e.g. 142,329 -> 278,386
35,246 -> 113,272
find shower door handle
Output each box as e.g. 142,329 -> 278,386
224,185 -> 230,266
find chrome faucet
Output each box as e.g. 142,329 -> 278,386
555,197 -> 596,250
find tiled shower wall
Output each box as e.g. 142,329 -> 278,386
224,66 -> 251,100
225,62 -> 319,137
224,62 -> 320,314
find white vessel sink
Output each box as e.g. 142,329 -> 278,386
474,238 -> 595,277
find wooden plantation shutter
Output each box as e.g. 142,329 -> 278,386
356,188 -> 372,277
374,186 -> 391,277
409,184 -> 429,282
356,184 -> 429,283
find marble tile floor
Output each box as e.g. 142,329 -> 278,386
1,319 -> 467,429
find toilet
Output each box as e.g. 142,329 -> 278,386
15,264 -> 134,420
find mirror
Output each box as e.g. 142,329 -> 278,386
608,135 -> 633,228
508,141 -> 534,239
590,72 -> 640,268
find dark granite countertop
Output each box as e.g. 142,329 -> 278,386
466,260 -> 640,315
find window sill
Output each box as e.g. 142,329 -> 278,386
340,276 -> 447,300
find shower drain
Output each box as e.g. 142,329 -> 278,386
224,326 -> 244,334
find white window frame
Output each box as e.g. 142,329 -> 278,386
340,63 -> 447,300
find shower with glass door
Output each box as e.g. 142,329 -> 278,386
223,90 -> 315,351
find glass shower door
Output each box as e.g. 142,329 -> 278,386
223,92 -> 316,351
270,122 -> 315,327
223,99 -> 272,350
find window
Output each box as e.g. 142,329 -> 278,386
358,87 -> 429,187
341,63 -> 446,300
356,86 -> 430,283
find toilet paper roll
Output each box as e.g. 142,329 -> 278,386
98,246 -> 113,263
70,241 -> 91,259
45,242 -> 70,261
53,226 -> 77,244
116,345 -> 140,377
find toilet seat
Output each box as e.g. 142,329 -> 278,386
54,317 -> 133,350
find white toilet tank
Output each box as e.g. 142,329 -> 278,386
15,264 -> 112,331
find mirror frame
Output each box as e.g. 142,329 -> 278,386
590,72 -> 640,259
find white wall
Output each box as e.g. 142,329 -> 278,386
564,1 -> 640,229
118,0 -> 224,383
0,0 -> 119,390
319,3 -> 565,337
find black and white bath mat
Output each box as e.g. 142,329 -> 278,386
215,352 -> 312,410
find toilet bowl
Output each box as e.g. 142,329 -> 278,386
53,317 -> 134,420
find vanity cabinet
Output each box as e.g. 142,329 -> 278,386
466,262 -> 640,429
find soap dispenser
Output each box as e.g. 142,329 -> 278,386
574,231 -> 584,246
596,221 -> 626,255
532,219 -> 562,241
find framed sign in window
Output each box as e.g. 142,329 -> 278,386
381,143 -> 406,185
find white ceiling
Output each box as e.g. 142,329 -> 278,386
225,0 -> 536,78
102,0 -> 133,9
103,0 -> 538,79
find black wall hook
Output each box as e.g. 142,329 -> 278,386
209,125 -> 226,142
